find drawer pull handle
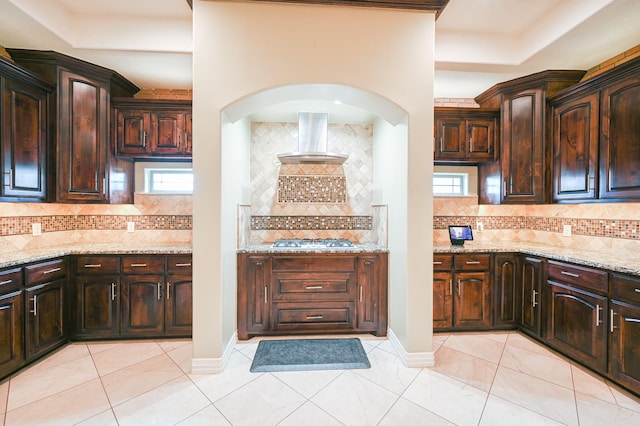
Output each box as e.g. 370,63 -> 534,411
306,315 -> 323,320
365,261 -> 373,265
111,283 -> 116,301
465,261 -> 481,265
596,304 -> 602,327
84,264 -> 102,268
635,289 -> 640,293
255,262 -> 263,266
306,286 -> 323,290
0,279 -> 12,285
130,263 -> 147,267
560,271 -> 580,278
610,309 -> 617,333
43,267 -> 61,274
433,261 -> 443,265
175,263 -> 192,267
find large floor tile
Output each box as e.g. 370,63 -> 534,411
429,345 -> 498,392
402,369 -> 488,426
500,343 -> 574,389
379,397 -> 455,425
570,363 -> 616,404
576,392 -> 640,426
166,341 -> 194,374
442,333 -> 505,364
156,338 -> 192,352
311,370 -> 399,426
100,352 -> 185,406
609,385 -> 640,413
0,380 -> 8,416
177,405 -> 232,425
4,378 -> 110,426
190,351 -> 259,403
90,341 -> 165,376
353,346 -> 421,395
21,343 -> 90,374
272,369 -> 343,399
506,333 -> 562,359
491,365 -> 579,426
74,409 -> 119,426
214,373 -> 306,425
7,355 -> 98,411
112,376 -> 211,426
480,395 -> 565,425
278,401 -> 343,426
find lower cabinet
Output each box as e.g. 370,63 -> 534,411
74,256 -> 120,338
0,289 -> 23,378
237,252 -> 387,340
494,254 -> 520,328
121,274 -> 165,336
520,255 -> 544,338
609,273 -> 640,392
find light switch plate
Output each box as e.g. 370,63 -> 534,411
32,223 -> 42,236
127,222 -> 135,233
563,224 -> 572,236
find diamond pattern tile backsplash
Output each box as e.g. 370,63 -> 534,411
250,121 -> 374,243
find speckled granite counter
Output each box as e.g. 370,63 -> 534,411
0,243 -> 192,269
237,243 -> 389,254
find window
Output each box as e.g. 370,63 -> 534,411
144,168 -> 193,194
433,172 -> 468,196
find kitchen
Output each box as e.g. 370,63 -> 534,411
1,0 -> 640,423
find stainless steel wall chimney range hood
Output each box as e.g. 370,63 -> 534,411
277,112 -> 348,164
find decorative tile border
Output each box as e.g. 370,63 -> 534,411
435,215 -> 640,240
0,215 -> 192,236
277,175 -> 347,204
251,215 -> 372,230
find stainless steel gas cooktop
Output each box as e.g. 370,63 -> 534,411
271,238 -> 355,248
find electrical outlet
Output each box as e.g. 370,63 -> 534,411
563,224 -> 572,237
127,222 -> 135,233
32,223 -> 42,236
476,221 -> 484,232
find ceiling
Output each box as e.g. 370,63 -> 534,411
0,0 -> 639,122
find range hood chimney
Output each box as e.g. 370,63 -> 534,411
277,112 -> 348,164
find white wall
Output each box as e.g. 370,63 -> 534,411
192,0 -> 435,369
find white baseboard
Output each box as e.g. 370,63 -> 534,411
387,328 -> 435,368
190,331 -> 238,374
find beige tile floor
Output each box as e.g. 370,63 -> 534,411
1,331 -> 640,425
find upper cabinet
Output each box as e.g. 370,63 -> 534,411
112,98 -> 192,159
549,57 -> 640,203
0,56 -> 53,202
7,49 -> 139,204
434,108 -> 498,163
476,71 -> 585,204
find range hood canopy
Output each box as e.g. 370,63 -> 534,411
277,112 -> 348,164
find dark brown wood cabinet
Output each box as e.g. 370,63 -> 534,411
120,256 -> 166,336
545,260 -> 609,372
112,98 -> 192,159
7,49 -> 139,204
609,273 -> 640,392
476,71 -> 585,204
0,267 -> 24,379
494,253 -> 519,328
165,255 -> 193,336
24,258 -> 67,361
520,255 -> 544,338
433,253 -> 492,330
434,108 -> 498,162
0,57 -> 53,202
237,252 -> 387,340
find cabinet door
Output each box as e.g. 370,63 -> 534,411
184,112 -> 192,155
149,112 -> 184,155
1,76 -> 48,200
467,118 -> 496,161
121,275 -> 164,336
520,256 -> 543,338
454,271 -> 491,328
356,256 -> 380,332
552,93 -> 599,202
435,118 -> 465,160
610,300 -> 640,393
75,275 -> 120,338
547,281 -> 607,372
115,109 -> 150,156
501,89 -> 545,203
0,290 -> 24,379
165,274 -> 192,336
494,254 -> 519,328
57,70 -> 108,202
433,271 -> 453,329
237,255 -> 271,339
599,75 -> 640,200
25,278 -> 66,360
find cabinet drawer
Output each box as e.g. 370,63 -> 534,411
611,273 -> 640,304
25,258 -> 67,285
454,254 -> 491,270
272,256 -> 355,272
75,256 -> 120,274
273,301 -> 355,330
433,255 -> 453,270
272,272 -> 353,301
122,256 -> 165,274
0,268 -> 22,293
547,260 -> 608,293
167,255 -> 192,274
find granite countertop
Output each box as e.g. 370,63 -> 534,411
0,243 -> 192,269
237,243 -> 389,254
